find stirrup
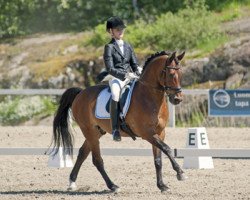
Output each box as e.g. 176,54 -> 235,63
112,130 -> 121,141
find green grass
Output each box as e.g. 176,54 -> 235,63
176,111 -> 205,127
185,80 -> 225,89
188,35 -> 229,58
187,2 -> 250,58
217,1 -> 242,22
212,0 -> 250,23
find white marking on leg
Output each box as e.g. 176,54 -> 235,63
68,180 -> 77,191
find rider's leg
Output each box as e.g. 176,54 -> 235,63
110,99 -> 120,141
109,79 -> 122,141
109,77 -> 131,141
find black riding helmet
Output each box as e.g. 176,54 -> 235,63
106,16 -> 126,31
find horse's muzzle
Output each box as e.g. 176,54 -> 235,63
169,93 -> 183,105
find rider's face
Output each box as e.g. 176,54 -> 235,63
111,28 -> 125,40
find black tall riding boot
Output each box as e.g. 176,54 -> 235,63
110,99 -> 121,141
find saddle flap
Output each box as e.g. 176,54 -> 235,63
95,80 -> 136,119
105,84 -> 131,113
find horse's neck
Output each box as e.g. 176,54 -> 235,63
135,79 -> 166,110
136,57 -> 167,108
140,58 -> 163,86
141,67 -> 158,86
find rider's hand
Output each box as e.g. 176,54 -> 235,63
136,67 -> 143,75
125,72 -> 139,80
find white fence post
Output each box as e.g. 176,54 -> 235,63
168,102 -> 175,127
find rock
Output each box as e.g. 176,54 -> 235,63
240,71 -> 250,89
63,45 -> 78,55
240,81 -> 250,89
9,52 -> 29,69
1,32 -> 250,90
184,36 -> 250,87
0,59 -> 3,67
233,42 -> 250,67
182,58 -> 209,86
224,73 -> 244,89
48,73 -> 66,88
223,18 -> 250,35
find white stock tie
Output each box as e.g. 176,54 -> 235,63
116,39 -> 124,55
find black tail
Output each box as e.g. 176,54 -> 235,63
52,87 -> 82,157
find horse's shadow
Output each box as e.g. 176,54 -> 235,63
0,189 -> 113,196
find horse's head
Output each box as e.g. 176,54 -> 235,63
159,51 -> 185,105
140,51 -> 185,105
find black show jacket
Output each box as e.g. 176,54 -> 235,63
103,38 -> 139,81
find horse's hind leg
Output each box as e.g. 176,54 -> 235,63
149,133 -> 187,181
68,140 -> 91,190
91,139 -> 119,192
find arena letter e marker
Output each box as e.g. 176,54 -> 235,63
183,127 -> 214,169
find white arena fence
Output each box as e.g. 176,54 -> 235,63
1,89 -> 249,159
0,89 -> 65,95
0,148 -> 249,159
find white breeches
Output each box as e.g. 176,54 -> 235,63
109,77 -> 130,102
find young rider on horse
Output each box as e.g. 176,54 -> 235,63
103,16 -> 140,141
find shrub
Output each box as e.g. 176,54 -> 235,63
88,4 -> 222,51
85,24 -> 109,47
128,7 -> 221,50
0,96 -> 57,125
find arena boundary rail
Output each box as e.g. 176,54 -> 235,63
0,148 -> 249,159
1,89 -> 248,159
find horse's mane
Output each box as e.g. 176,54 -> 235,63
142,50 -> 171,73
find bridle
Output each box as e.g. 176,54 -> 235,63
139,58 -> 182,96
162,63 -> 182,95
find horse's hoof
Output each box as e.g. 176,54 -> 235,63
68,181 -> 77,191
160,186 -> 170,193
177,173 -> 188,181
110,185 -> 120,193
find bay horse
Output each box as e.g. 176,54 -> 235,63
52,51 -> 187,192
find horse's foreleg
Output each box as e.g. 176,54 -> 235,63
149,134 -> 187,181
68,140 -> 91,190
91,141 -> 119,192
153,145 -> 169,192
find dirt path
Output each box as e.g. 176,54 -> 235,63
0,126 -> 250,200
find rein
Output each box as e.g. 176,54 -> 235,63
138,80 -> 165,93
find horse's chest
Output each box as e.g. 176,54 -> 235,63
151,104 -> 168,128
158,110 -> 168,128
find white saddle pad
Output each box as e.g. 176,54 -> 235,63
95,80 -> 136,119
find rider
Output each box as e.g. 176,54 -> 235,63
103,16 -> 140,141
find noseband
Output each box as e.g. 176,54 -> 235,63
162,65 -> 182,95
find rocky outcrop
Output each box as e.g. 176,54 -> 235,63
0,33 -> 104,89
181,58 -> 209,86
1,32 -> 250,90
182,36 -> 250,89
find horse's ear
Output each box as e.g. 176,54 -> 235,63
177,51 -> 185,61
166,51 -> 176,65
